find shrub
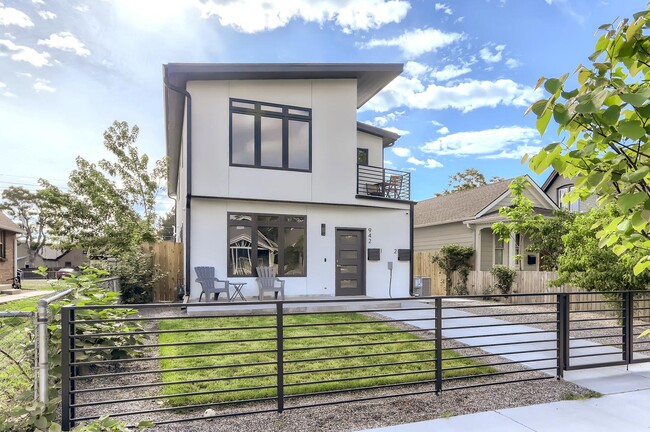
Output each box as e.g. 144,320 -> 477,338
432,244 -> 474,296
102,247 -> 162,304
490,265 -> 517,294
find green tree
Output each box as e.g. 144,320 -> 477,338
438,168 -> 504,196
157,209 -> 175,241
0,185 -> 58,267
493,177 -> 576,270
526,7 -> 650,274
51,121 -> 166,256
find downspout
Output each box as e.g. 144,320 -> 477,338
409,202 -> 414,296
163,75 -> 192,297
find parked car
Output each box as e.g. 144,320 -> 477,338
56,268 -> 77,279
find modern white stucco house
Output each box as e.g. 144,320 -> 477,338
163,63 -> 414,300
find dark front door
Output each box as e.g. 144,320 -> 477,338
335,229 -> 365,296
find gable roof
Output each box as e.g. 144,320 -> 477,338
0,211 -> 23,233
541,170 -> 559,192
415,179 -> 514,227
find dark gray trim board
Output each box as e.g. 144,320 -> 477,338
192,194 -> 412,210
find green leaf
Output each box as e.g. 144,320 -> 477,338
622,165 -> 650,182
553,104 -> 570,125
536,108 -> 552,136
618,192 -> 647,212
612,244 -> 627,256
601,105 -> 621,125
619,120 -> 646,140
631,211 -> 648,231
528,99 -> 548,116
633,259 -> 650,276
544,78 -> 561,95
620,92 -> 648,107
561,89 -> 579,99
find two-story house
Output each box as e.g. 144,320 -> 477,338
541,170 -> 597,212
163,63 -> 414,300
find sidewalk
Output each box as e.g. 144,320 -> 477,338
0,289 -> 46,304
363,300 -> 650,431
363,365 -> 650,431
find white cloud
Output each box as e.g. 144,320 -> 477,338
38,10 -> 56,20
384,159 -> 393,165
482,144 -> 542,160
74,4 -> 89,12
505,58 -> 522,68
407,156 -> 425,165
359,28 -> 464,58
407,156 -> 443,168
392,147 -> 411,157
38,32 -> 90,56
0,39 -> 50,67
424,158 -> 443,168
430,120 -> 443,127
437,126 -> 449,135
404,61 -> 431,78
0,3 -> 34,27
479,44 -> 506,63
368,110 -> 405,127
430,64 -> 471,81
383,126 -> 410,135
0,81 -> 5,88
16,71 -> 32,78
363,76 -> 540,113
434,3 -> 453,14
33,78 -> 55,93
421,126 -> 539,157
197,0 -> 410,33
32,0 -> 45,4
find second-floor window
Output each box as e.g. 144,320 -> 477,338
230,98 -> 311,172
557,185 -> 579,212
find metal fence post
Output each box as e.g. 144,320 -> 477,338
276,302 -> 284,413
37,298 -> 49,403
558,293 -> 569,373
623,292 -> 633,363
61,306 -> 74,431
434,297 -> 442,394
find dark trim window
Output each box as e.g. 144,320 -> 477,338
230,98 -> 312,172
357,148 -> 369,166
557,185 -> 579,212
0,230 -> 5,260
228,213 -> 306,277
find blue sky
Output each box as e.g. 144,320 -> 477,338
0,0 -> 647,208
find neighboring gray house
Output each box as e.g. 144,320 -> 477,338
414,176 -> 558,271
17,244 -> 88,270
541,170 -> 597,212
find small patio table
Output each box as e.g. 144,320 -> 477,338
230,282 -> 247,302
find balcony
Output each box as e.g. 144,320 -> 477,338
357,164 -> 411,201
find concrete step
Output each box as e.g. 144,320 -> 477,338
0,288 -> 22,295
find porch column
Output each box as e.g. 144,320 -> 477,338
474,227 -> 482,271
508,233 -> 517,268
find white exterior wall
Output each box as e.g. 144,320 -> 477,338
357,131 -> 384,168
187,79 -> 365,205
190,199 -> 411,300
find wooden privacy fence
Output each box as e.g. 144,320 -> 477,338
414,251 -> 650,317
142,242 -> 184,302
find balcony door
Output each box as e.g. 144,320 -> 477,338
335,229 -> 366,296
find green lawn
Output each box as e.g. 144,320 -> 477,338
20,279 -> 61,291
0,296 -> 44,311
159,313 -> 493,406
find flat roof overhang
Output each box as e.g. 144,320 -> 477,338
163,63 -> 403,196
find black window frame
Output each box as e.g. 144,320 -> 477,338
227,212 -> 307,277
357,148 -> 369,166
0,230 -> 5,260
229,98 -> 312,172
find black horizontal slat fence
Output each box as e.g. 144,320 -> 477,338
60,291 -> 650,430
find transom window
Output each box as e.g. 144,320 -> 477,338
557,185 -> 579,212
228,213 -> 306,277
230,98 -> 312,171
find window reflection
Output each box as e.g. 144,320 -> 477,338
231,113 -> 255,165
261,117 -> 283,168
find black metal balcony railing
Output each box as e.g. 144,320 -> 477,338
357,164 -> 411,201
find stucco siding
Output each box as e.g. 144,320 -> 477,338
356,131 -> 384,168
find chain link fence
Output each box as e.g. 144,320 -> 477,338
0,311 -> 37,410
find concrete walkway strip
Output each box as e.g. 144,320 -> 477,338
0,289 -> 46,304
